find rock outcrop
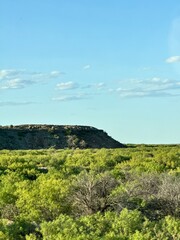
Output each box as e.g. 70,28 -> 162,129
0,125 -> 125,150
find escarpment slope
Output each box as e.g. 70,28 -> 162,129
0,125 -> 125,149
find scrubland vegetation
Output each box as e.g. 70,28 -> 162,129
0,145 -> 180,239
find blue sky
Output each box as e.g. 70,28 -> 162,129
0,0 -> 180,144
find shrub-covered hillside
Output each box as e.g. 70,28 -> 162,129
0,125 -> 125,149
0,145 -> 180,239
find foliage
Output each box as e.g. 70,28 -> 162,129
0,145 -> 179,239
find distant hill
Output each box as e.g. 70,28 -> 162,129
0,125 -> 125,149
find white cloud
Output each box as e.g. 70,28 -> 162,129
95,82 -> 105,89
50,71 -> 62,78
0,69 -> 63,90
0,101 -> 34,107
0,69 -> 24,80
83,64 -> 91,70
116,77 -> 180,98
0,69 -> 62,82
117,89 -> 150,98
151,77 -> 161,82
83,82 -> 106,90
52,94 -> 87,102
56,81 -> 79,90
166,56 -> 180,63
31,70 -> 62,80
116,87 -> 177,98
0,79 -> 34,89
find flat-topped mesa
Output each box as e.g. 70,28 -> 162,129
0,124 -> 126,150
0,124 -> 97,131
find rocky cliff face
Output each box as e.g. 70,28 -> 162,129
0,125 -> 125,150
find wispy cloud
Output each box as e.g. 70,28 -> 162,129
52,81 -> 107,103
142,67 -> 152,71
83,64 -> 91,70
56,81 -> 79,90
116,77 -> 180,98
166,56 -> 180,63
0,69 -> 62,90
0,69 -> 24,80
56,81 -> 106,91
95,82 -> 105,89
82,82 -> 106,90
0,79 -> 35,89
31,70 -> 62,80
0,101 -> 35,107
52,94 -> 88,102
116,88 -> 178,98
